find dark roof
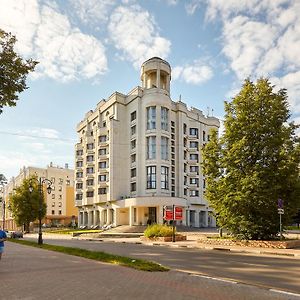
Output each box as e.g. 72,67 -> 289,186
142,57 -> 170,67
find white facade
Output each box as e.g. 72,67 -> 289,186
75,57 -> 219,228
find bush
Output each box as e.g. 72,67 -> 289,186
144,224 -> 175,238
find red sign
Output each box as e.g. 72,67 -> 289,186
174,206 -> 183,220
164,210 -> 173,220
163,206 -> 183,221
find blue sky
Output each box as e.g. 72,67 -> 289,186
0,0 -> 300,179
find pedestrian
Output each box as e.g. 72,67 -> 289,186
0,226 -> 7,260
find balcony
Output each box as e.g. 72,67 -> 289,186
75,143 -> 83,150
188,135 -> 199,140
86,160 -> 95,166
189,147 -> 198,152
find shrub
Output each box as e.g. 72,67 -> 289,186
144,224 -> 175,238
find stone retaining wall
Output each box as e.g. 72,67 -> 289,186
197,238 -> 300,249
141,235 -> 187,242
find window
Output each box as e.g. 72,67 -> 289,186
99,161 -> 107,168
66,179 -> 70,186
203,179 -> 206,189
52,202 -> 55,207
59,178 -> 63,185
99,135 -> 107,143
183,123 -> 187,134
87,143 -> 94,150
203,131 -> 206,141
131,139 -> 136,150
190,190 -> 199,197
131,154 -> 136,163
190,141 -> 198,148
131,111 -> 136,122
87,179 -> 94,186
86,167 -> 94,174
76,193 -> 83,200
147,136 -> 156,159
76,183 -> 83,189
102,121 -> 106,127
161,107 -> 169,131
76,161 -> 83,167
161,166 -> 169,190
86,191 -> 94,197
98,175 -> 106,182
76,150 -> 83,156
58,202 -> 62,207
147,106 -> 156,130
131,182 -> 136,192
87,155 -> 94,162
58,210 -> 62,215
52,210 -> 55,215
190,178 -> 199,185
131,125 -> 136,136
171,121 -> 175,127
190,166 -> 199,173
98,188 -> 106,194
59,194 -> 62,200
161,137 -> 169,160
184,176 -> 187,185
190,154 -> 198,161
184,163 -> 187,173
58,186 -> 62,192
190,128 -> 198,137
184,188 -> 187,196
99,148 -> 107,155
146,166 -> 156,189
207,134 -> 210,141
52,194 -> 55,199
131,168 -> 136,178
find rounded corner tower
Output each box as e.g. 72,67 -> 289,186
140,57 -> 171,95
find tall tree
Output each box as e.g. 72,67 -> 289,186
9,176 -> 46,232
202,78 -> 300,240
0,29 -> 38,113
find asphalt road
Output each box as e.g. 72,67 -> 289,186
24,236 -> 300,295
1,241 -> 299,300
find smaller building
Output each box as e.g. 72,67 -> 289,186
1,163 -> 77,230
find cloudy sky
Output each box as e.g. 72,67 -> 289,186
0,0 -> 300,179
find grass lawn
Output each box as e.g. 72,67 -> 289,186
8,239 -> 169,272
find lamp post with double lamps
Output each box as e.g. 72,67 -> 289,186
29,177 -> 52,245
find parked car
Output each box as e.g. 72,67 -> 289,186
10,231 -> 23,238
4,230 -> 12,238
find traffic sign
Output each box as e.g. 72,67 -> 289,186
278,208 -> 284,215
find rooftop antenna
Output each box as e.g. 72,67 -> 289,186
179,94 -> 182,102
207,106 -> 210,117
211,108 -> 214,117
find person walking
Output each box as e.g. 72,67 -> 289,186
0,226 -> 7,260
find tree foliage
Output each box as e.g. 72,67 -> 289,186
9,176 -> 46,231
0,29 -> 38,114
202,78 -> 300,240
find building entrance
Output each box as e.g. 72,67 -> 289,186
148,207 -> 157,224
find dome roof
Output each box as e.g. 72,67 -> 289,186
142,57 -> 170,67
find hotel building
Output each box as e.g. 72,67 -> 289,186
75,57 -> 219,228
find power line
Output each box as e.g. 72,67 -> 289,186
0,131 -> 76,143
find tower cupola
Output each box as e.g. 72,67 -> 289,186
141,57 -> 171,94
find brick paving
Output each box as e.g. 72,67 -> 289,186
1,242 -> 300,300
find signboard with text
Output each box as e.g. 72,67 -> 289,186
174,206 -> 183,220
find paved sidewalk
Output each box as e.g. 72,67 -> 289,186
2,242 -> 297,300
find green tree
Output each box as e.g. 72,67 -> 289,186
202,78 -> 300,240
9,176 -> 46,232
0,29 -> 38,113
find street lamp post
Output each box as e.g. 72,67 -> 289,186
0,183 -> 7,230
29,177 -> 52,245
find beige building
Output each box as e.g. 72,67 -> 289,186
2,163 -> 77,230
75,57 -> 219,228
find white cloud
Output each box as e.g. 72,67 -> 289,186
108,4 -> 171,68
173,61 -> 213,85
68,0 -> 115,26
192,0 -> 300,115
0,0 -> 107,82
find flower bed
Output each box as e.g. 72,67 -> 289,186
197,237 -> 300,249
